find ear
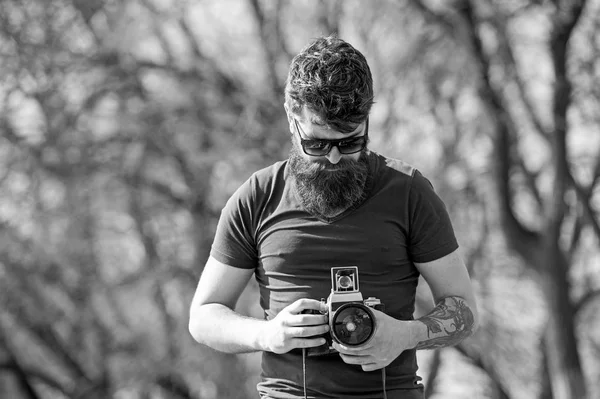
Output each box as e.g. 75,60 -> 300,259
284,104 -> 292,123
283,105 -> 294,134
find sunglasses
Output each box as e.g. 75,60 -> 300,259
293,118 -> 369,156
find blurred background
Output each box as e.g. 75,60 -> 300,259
0,0 -> 599,398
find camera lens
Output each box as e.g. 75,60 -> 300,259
337,275 -> 353,289
331,303 -> 375,346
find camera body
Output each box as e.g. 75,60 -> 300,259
305,266 -> 384,356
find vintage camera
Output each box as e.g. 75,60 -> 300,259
304,266 -> 384,356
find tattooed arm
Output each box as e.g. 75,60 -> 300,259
413,296 -> 476,349
411,250 -> 479,350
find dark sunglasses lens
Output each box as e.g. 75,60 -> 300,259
302,141 -> 330,156
338,138 -> 366,154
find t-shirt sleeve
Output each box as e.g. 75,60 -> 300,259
210,177 -> 258,269
407,170 -> 459,263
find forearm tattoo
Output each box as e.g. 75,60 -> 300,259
415,296 -> 475,350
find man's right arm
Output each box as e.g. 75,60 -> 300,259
188,256 -> 265,353
188,256 -> 329,354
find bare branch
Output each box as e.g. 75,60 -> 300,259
317,0 -> 343,35
273,1 -> 292,59
1,307 -> 93,385
247,0 -> 283,97
0,363 -> 69,396
546,0 -> 588,233
423,349 -> 443,398
567,171 -> 600,241
127,149 -> 180,361
0,245 -> 92,386
123,174 -> 190,207
568,211 -> 584,256
483,13 -> 551,140
410,0 -> 456,34
69,0 -> 103,44
458,1 -> 542,264
138,0 -> 176,66
514,150 -> 545,210
0,326 -> 43,399
575,288 -> 600,316
455,344 -> 513,399
156,373 -> 195,399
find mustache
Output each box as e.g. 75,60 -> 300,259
298,156 -> 362,174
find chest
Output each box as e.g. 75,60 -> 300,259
254,204 -> 416,299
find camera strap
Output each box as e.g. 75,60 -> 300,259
302,348 -> 308,399
381,367 -> 387,399
300,348 -> 388,399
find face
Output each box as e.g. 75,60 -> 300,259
289,107 -> 367,163
287,107 -> 370,218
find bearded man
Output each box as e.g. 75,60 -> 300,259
189,36 -> 478,399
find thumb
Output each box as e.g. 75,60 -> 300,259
286,298 -> 326,315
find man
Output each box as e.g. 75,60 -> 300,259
189,35 -> 478,399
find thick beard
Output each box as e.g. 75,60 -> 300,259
289,144 -> 369,218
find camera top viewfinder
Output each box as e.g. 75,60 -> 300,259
331,266 -> 359,293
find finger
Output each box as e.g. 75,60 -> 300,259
332,341 -> 373,354
289,314 -> 328,326
338,353 -> 361,365
289,324 -> 330,338
361,363 -> 383,372
291,337 -> 328,349
287,298 -> 327,315
338,353 -> 374,365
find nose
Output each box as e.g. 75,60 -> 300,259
326,146 -> 342,164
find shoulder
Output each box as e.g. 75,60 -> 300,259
377,153 -> 417,178
368,151 -> 438,196
226,160 -> 287,207
250,160 -> 287,185
369,151 -> 419,189
243,160 -> 287,197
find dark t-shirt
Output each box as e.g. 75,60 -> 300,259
210,151 -> 458,398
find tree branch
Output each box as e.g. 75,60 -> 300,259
455,343 -> 513,399
423,349 -> 443,398
0,258 -> 93,385
0,326 -> 43,399
0,363 -> 70,396
410,0 -> 456,34
485,13 -> 550,140
156,374 -> 195,399
546,0 -> 587,243
273,1 -> 292,59
127,150 -> 180,362
575,288 -> 600,316
317,0 -> 343,35
459,0 -> 542,264
567,171 -> 600,241
247,0 -> 283,97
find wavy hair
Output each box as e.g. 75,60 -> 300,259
285,36 -> 374,133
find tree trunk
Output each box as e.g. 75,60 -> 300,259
539,333 -> 554,399
540,250 -> 587,399
424,349 -> 442,398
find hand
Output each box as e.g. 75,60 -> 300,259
261,298 -> 329,354
332,309 -> 417,372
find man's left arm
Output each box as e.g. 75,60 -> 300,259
332,249 -> 478,371
411,249 -> 479,349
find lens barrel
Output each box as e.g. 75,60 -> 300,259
330,302 -> 375,346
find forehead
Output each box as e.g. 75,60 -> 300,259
295,108 -> 362,139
